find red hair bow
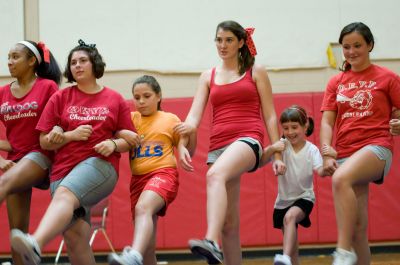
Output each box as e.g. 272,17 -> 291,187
245,28 -> 257,57
37,42 -> 50,63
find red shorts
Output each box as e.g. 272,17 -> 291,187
130,167 -> 179,220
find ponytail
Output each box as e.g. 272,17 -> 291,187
21,41 -> 62,84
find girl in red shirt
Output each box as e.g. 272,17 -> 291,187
10,40 -> 140,265
0,40 -> 61,265
174,21 -> 286,264
320,22 -> 400,265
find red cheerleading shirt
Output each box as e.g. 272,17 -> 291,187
36,86 -> 135,182
321,64 -> 400,158
209,67 -> 265,151
0,78 -> 58,161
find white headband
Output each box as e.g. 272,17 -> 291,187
18,41 -> 42,64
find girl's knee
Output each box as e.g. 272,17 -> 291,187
53,187 -> 76,202
283,212 -> 298,227
134,201 -> 152,217
206,169 -> 226,187
332,173 -> 352,193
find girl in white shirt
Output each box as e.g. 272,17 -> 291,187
272,105 -> 330,265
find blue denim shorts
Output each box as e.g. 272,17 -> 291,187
50,157 -> 117,224
207,137 -> 262,172
337,145 -> 392,184
22,152 -> 51,170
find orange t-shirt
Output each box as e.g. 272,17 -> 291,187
130,111 -> 181,175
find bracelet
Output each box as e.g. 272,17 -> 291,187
109,139 -> 118,152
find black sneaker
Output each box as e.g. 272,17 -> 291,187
189,238 -> 223,264
10,229 -> 41,265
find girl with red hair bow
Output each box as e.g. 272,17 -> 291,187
174,20 -> 286,265
0,40 -> 61,265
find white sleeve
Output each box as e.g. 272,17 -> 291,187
310,143 -> 323,170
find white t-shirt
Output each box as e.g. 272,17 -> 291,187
274,140 -> 323,209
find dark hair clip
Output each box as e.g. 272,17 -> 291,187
78,39 -> 96,48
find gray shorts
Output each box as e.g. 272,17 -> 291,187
337,145 -> 392,184
207,137 -> 263,172
50,157 -> 117,224
22,152 -> 51,189
22,152 -> 51,170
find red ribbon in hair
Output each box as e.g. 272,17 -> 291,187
37,42 -> 50,63
245,28 -> 257,57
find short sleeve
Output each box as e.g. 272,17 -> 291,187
170,114 -> 181,147
36,91 -> 62,133
311,144 -> 323,170
321,75 -> 340,112
116,96 -> 135,132
389,74 -> 400,109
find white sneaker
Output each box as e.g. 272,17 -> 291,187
274,254 -> 292,265
332,248 -> 357,265
108,247 -> 143,265
10,229 -> 41,265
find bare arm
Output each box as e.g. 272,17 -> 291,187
177,129 -> 197,171
174,70 -> 211,137
115,129 -> 141,149
0,140 -> 12,152
94,138 -> 131,156
320,110 -> 338,175
259,140 -> 285,168
316,166 -> 326,177
40,125 -> 93,150
390,108 -> 400,135
253,65 -> 285,175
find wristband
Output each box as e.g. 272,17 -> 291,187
109,139 -> 118,152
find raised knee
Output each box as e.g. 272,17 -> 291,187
283,212 -> 297,227
53,187 -> 76,203
134,202 -> 150,217
332,174 -> 351,193
206,169 -> 225,187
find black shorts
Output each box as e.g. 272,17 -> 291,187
273,199 -> 314,229
238,138 -> 260,172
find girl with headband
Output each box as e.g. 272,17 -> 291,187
10,39 -> 140,265
320,22 -> 400,265
0,40 -> 61,265
174,20 -> 286,264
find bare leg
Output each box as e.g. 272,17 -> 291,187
221,177 -> 242,265
332,149 -> 385,252
141,214 -> 159,265
64,218 -> 96,265
282,206 -> 305,265
352,184 -> 370,265
132,190 -> 164,258
7,190 -> 32,265
1,159 -> 48,265
33,186 -> 80,248
0,158 -> 47,205
205,141 -> 256,243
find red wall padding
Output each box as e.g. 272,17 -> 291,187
0,92 -> 399,254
